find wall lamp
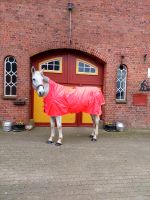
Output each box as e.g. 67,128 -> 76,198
67,2 -> 74,11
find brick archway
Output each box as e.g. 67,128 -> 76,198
30,40 -> 107,65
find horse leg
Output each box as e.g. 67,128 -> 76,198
47,116 -> 55,144
55,116 -> 63,146
90,114 -> 96,138
90,114 -> 100,141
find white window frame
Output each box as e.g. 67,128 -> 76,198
4,56 -> 17,98
116,64 -> 127,102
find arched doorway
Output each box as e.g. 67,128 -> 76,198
31,49 -> 104,126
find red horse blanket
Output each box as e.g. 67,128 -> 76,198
44,80 -> 105,116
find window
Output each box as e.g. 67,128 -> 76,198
39,58 -> 62,73
116,64 -> 127,101
76,59 -> 98,75
4,56 -> 17,97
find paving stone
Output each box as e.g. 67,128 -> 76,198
0,127 -> 150,200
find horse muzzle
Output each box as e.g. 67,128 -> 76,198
38,90 -> 45,97
37,85 -> 45,97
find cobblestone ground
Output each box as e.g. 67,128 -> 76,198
0,127 -> 150,200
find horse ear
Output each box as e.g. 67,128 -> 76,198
31,66 -> 35,74
40,68 -> 44,75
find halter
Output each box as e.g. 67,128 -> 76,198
36,84 -> 44,91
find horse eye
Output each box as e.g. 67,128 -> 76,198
32,78 -> 35,82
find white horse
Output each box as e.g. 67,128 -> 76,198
31,66 -> 105,146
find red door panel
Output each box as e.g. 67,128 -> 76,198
68,54 -> 104,86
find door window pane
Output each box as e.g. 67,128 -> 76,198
76,59 -> 98,75
40,58 -> 62,73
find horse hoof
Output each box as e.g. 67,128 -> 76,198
55,142 -> 62,146
91,138 -> 97,142
47,140 -> 53,144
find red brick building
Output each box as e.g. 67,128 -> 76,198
1,1 -> 150,128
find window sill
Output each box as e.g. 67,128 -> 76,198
116,100 -> 127,104
3,96 -> 17,100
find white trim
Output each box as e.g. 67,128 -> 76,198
148,68 -> 150,78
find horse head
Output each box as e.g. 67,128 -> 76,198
31,66 -> 47,97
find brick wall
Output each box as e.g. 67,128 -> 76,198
1,0 -> 150,127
